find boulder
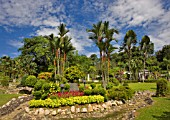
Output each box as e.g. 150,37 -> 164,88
44,109 -> 50,115
71,106 -> 75,113
52,110 -> 57,116
88,104 -> 93,112
81,108 -> 87,113
76,108 -> 80,113
39,108 -> 44,115
25,107 -> 30,113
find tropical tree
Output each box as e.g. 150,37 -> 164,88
140,35 -> 154,82
120,30 -> 137,80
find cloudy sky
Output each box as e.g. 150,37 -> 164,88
0,0 -> 170,58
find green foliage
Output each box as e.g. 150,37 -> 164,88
90,83 -> 96,89
41,93 -> 48,100
110,78 -> 119,86
29,95 -> 104,108
33,91 -> 42,100
106,82 -> 114,90
0,75 -> 9,87
25,75 -> 37,87
84,89 -> 92,95
156,78 -> 168,97
92,87 -> 106,96
20,75 -> 29,86
42,83 -> 51,92
64,83 -> 70,92
123,82 -> 129,86
64,66 -> 85,83
34,80 -> 46,91
79,85 -> 85,92
37,72 -> 52,80
107,86 -> 134,100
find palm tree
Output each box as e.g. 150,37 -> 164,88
61,35 -> 75,72
140,35 -> 154,82
120,30 -> 137,80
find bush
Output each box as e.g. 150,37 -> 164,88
107,86 -> 134,100
79,85 -> 85,92
90,83 -> 96,89
64,83 -> 70,92
84,89 -> 92,95
106,82 -> 114,90
156,78 -> 168,97
92,87 -> 106,96
29,95 -> 104,108
123,82 -> 129,86
20,75 -> 28,86
34,80 -> 46,91
37,72 -> 52,80
33,91 -> 42,100
41,93 -> 48,100
110,78 -> 119,86
42,83 -> 51,92
0,75 -> 9,87
25,75 -> 37,87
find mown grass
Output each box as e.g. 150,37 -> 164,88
128,83 -> 157,92
136,96 -> 170,120
0,94 -> 20,106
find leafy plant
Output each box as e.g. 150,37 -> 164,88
25,75 -> 37,87
156,78 -> 168,97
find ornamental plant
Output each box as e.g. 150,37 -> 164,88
37,72 -> 52,80
156,78 -> 168,97
48,91 -> 84,98
29,95 -> 104,108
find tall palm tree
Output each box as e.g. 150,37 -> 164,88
61,35 -> 75,72
140,35 -> 154,82
120,30 -> 137,80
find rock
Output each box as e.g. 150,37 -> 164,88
88,104 -> 93,112
116,101 -> 123,105
76,108 -> 80,113
111,101 -> 117,106
39,108 -> 44,115
52,110 -> 57,116
34,109 -> 39,115
44,109 -> 50,115
106,101 -> 112,107
20,99 -> 24,102
81,108 -> 87,113
71,106 -> 75,113
57,109 -> 62,113
6,101 -> 11,106
25,107 -> 30,113
144,97 -> 153,105
11,98 -> 16,101
2,105 -> 6,108
102,103 -> 107,109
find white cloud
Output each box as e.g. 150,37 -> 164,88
8,40 -> 23,48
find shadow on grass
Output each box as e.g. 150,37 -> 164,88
153,112 -> 170,120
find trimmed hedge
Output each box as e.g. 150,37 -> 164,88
29,95 -> 104,108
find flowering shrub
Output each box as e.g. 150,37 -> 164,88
29,95 -> 104,108
37,72 -> 52,80
48,91 -> 84,98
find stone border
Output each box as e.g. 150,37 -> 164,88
0,95 -> 33,116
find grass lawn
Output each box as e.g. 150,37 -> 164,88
136,96 -> 170,120
0,94 -> 20,106
128,83 -> 157,92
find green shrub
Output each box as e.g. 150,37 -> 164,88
156,78 -> 168,97
107,86 -> 134,100
41,93 -> 48,100
42,83 -> 51,92
0,76 -> 9,87
64,83 -> 70,92
20,75 -> 28,86
110,78 -> 119,86
25,75 -> 37,87
84,89 -> 92,95
79,85 -> 85,92
34,80 -> 46,91
29,95 -> 104,108
90,83 -> 96,89
92,87 -> 106,96
33,91 -> 42,100
106,82 -> 114,90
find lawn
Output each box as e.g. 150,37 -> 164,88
136,96 -> 170,120
0,94 -> 20,106
128,83 -> 157,92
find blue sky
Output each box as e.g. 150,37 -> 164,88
0,0 -> 170,58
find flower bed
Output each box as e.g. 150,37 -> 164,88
48,91 -> 84,98
29,95 -> 104,108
